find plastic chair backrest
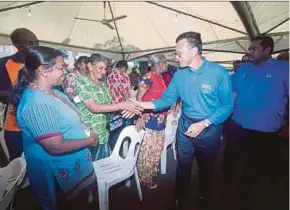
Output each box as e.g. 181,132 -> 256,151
17,155 -> 27,186
164,112 -> 180,145
0,103 -> 6,129
0,157 -> 26,209
112,125 -> 145,159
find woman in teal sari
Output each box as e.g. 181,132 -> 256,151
12,46 -> 98,210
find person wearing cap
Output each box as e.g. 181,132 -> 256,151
0,28 -> 39,161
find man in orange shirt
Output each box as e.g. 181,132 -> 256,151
0,28 -> 38,161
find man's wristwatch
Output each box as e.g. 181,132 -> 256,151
203,119 -> 212,128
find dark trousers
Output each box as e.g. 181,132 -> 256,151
4,130 -> 23,161
108,125 -> 125,150
222,119 -> 288,210
174,114 -> 222,207
222,119 -> 249,182
108,119 -> 133,151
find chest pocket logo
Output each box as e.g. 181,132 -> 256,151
265,73 -> 272,79
201,84 -> 212,94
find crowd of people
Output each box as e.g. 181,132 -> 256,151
0,27 -> 288,210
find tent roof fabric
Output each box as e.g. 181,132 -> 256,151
0,1 -> 288,67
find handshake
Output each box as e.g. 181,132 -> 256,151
118,99 -> 144,119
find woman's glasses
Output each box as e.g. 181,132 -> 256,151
54,66 -> 65,71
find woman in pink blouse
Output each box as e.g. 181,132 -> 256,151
64,56 -> 89,101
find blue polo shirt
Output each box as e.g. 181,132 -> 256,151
231,58 -> 289,132
153,59 -> 234,125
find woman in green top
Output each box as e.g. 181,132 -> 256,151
75,54 -> 142,160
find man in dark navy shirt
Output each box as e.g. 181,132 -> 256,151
222,36 -> 289,209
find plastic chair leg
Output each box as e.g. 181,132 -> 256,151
123,141 -> 131,187
9,199 -> 14,210
172,139 -> 177,160
134,167 -> 143,201
21,177 -> 30,189
98,181 -> 109,210
0,131 -> 10,161
160,146 -> 167,175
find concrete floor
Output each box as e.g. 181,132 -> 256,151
1,139 -> 288,210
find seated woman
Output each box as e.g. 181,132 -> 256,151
75,54 -> 142,160
12,46 -> 98,210
135,54 -> 168,189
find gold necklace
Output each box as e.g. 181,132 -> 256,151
29,83 -> 52,95
29,82 -> 79,113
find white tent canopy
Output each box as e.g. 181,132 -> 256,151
0,1 -> 288,68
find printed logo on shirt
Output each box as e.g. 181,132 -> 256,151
265,73 -> 272,78
201,84 -> 212,93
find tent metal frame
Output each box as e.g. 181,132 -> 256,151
0,2 -> 46,13
145,1 -> 248,36
108,2 -> 125,59
0,1 -> 288,63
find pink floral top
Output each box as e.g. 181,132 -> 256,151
106,69 -> 131,103
64,71 -> 78,94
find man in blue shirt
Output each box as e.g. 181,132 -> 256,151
222,35 -> 289,210
127,31 -> 233,209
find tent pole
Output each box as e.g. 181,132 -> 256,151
273,48 -> 289,54
235,40 -> 248,52
124,31 -> 289,54
231,1 -> 259,38
145,1 -> 247,35
128,48 -> 245,61
108,2 -> 125,60
0,2 -> 46,13
262,18 -> 289,35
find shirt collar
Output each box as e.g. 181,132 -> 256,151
248,57 -> 274,66
188,58 -> 207,74
10,53 -> 23,64
265,57 -> 275,64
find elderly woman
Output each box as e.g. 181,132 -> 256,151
135,54 -> 168,189
75,54 -> 142,160
11,46 -> 97,210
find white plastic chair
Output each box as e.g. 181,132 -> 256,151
93,125 -> 145,210
0,103 -> 9,162
0,156 -> 27,210
160,112 -> 180,175
19,154 -> 29,189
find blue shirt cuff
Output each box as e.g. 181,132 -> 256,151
152,99 -> 163,111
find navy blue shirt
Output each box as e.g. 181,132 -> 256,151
232,58 -> 289,132
153,59 -> 234,125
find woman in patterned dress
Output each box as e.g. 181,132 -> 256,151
135,54 -> 168,189
75,54 -> 142,160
